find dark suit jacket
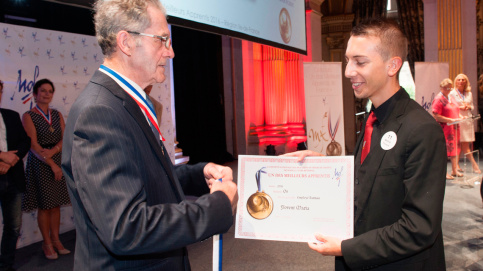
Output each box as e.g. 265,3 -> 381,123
336,90 -> 446,270
61,70 -> 233,271
0,108 -> 30,191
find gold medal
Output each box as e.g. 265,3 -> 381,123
246,167 -> 273,220
326,141 -> 342,156
49,126 -> 55,133
247,191 -> 273,220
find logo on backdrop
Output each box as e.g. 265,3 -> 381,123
2,27 -> 11,39
31,32 -> 40,42
307,111 -> 329,153
420,92 -> 435,111
58,35 -> 65,45
14,65 -> 40,109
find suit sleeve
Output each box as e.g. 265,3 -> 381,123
341,118 -> 446,268
11,111 -> 30,159
175,163 -> 210,196
70,104 -> 232,255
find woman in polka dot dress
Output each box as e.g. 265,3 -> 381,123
22,79 -> 71,260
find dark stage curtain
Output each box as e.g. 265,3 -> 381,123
171,26 -> 233,165
396,0 -> 425,78
352,0 -> 388,26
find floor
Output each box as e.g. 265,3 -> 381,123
10,159 -> 483,271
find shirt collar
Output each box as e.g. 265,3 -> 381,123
371,87 -> 405,124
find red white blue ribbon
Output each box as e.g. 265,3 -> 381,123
328,111 -> 340,141
99,65 -> 165,141
34,105 -> 52,126
456,89 -> 465,102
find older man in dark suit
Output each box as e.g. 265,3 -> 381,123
0,80 -> 30,271
61,1 -> 237,270
285,18 -> 446,270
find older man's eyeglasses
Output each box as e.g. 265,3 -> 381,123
127,31 -> 171,49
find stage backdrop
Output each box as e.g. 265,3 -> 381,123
0,23 -> 176,248
303,62 -> 345,156
414,62 -> 449,113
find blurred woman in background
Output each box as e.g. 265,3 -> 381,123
449,73 -> 481,174
432,78 -> 461,179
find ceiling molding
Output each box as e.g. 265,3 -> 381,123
309,0 -> 325,13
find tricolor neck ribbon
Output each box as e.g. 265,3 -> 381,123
99,65 -> 165,141
328,112 -> 341,141
456,89 -> 465,101
255,167 -> 267,192
34,105 -> 52,126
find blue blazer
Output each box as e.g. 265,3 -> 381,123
62,70 -> 233,271
336,90 -> 446,270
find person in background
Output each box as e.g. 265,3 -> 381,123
449,73 -> 481,174
22,79 -> 70,260
285,18 -> 446,270
432,78 -> 462,179
61,1 -> 238,270
0,80 -> 30,271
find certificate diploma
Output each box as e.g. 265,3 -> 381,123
235,155 -> 354,243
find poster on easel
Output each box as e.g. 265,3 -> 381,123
303,62 -> 345,156
414,62 -> 449,113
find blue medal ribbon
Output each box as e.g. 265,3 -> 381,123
255,167 -> 267,192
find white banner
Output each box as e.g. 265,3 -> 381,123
303,62 -> 345,156
414,62 -> 449,113
0,22 -> 176,248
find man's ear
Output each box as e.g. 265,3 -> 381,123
387,57 -> 403,77
117,31 -> 134,57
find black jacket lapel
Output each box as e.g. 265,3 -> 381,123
355,92 -> 409,222
91,71 -> 181,198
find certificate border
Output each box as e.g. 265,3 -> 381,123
236,155 -> 354,241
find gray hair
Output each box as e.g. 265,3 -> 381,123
439,78 -> 453,88
94,0 -> 166,57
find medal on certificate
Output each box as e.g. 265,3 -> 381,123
326,111 -> 342,156
246,167 -> 273,220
